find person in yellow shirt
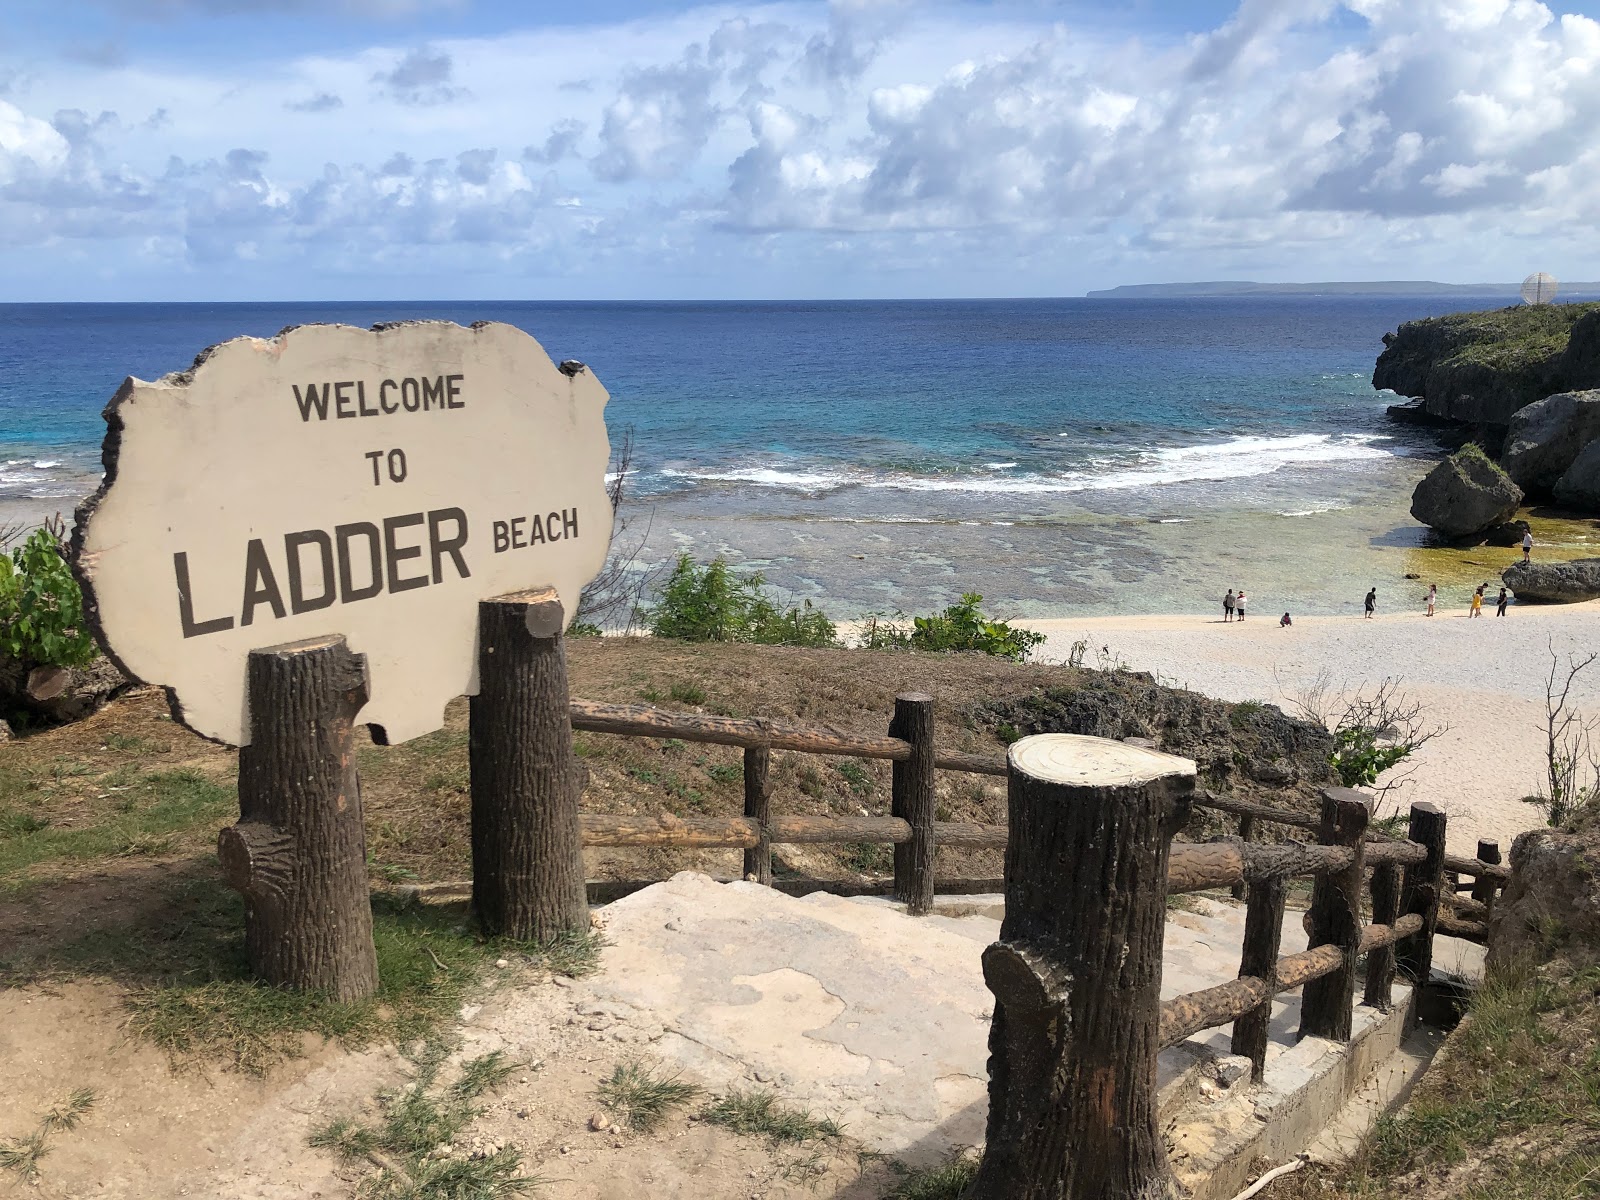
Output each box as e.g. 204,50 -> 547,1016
1470,585 -> 1484,617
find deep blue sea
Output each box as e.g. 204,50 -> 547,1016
3,295 -> 1586,615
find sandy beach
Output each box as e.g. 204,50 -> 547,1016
1025,601 -> 1600,856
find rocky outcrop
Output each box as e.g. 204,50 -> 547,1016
1500,389 -> 1600,493
1410,448 -> 1524,538
975,672 -> 1336,815
1375,304 -> 1600,428
1488,812 -> 1600,970
1501,558 -> 1600,603
1554,440 -> 1600,509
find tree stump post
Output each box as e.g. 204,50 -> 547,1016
1231,813 -> 1256,901
1470,839 -> 1501,915
1230,871 -> 1287,1081
221,635 -> 378,1001
743,743 -> 773,885
469,588 -> 587,941
890,693 -> 935,915
1363,861 -> 1400,1011
1397,802 -> 1448,984
970,733 -> 1194,1200
1299,788 -> 1370,1042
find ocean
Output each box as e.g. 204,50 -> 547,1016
4,296 -> 1595,619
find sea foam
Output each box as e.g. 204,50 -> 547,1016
659,433 -> 1395,497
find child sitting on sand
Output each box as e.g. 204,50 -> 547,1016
1279,612 -> 1292,627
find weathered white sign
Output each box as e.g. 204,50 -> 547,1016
73,321 -> 612,747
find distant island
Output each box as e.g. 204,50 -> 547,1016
1086,281 -> 1600,299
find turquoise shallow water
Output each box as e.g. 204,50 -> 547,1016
5,295 -> 1591,616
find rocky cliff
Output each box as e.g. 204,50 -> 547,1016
1374,302 -> 1600,429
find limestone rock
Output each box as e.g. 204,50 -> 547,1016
1500,389 -> 1600,493
1410,449 -> 1524,538
1501,558 -> 1600,603
1374,306 -> 1600,428
1482,519 -> 1533,547
1488,814 -> 1600,970
1553,439 -> 1600,510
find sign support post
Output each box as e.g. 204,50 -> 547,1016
469,589 -> 588,941
219,635 -> 379,1001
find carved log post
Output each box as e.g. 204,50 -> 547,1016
970,734 -> 1194,1200
470,589 -> 587,941
890,693 -> 935,915
1299,788 -> 1370,1042
1230,872 -> 1286,1081
1363,862 -> 1400,1011
221,635 -> 378,1001
743,743 -> 772,885
1231,813 -> 1256,901
1470,839 -> 1501,915
1397,802 -> 1448,984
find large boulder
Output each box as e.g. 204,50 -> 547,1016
1501,557 -> 1600,603
1488,812 -> 1600,971
1500,389 -> 1600,493
1410,447 -> 1524,538
1553,439 -> 1600,510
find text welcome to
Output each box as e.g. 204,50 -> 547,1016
172,373 -> 585,638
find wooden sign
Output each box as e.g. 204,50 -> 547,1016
72,321 -> 612,746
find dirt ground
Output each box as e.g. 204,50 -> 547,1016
0,638 -> 1328,1198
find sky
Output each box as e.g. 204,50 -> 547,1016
3,0 -> 1600,300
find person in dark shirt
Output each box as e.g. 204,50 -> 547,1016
1364,588 -> 1376,618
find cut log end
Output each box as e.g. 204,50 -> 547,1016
217,821 -> 296,900
1009,732 -> 1196,788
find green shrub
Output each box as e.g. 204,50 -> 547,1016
643,555 -> 837,648
863,594 -> 1044,662
1328,726 -> 1413,789
0,528 -> 96,668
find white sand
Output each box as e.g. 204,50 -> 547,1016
1023,601 -> 1600,856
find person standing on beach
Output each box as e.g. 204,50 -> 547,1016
1224,589 -> 1235,622
1471,585 -> 1484,617
1522,529 -> 1534,563
1235,589 -> 1247,621
1426,584 -> 1436,617
1496,586 -> 1509,617
1364,588 -> 1376,619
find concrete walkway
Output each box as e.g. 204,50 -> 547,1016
567,872 -> 1460,1170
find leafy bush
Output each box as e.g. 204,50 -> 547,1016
1327,726 -> 1413,789
0,527 -> 96,668
643,555 -> 837,648
862,594 -> 1044,662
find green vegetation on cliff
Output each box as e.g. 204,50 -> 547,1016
1375,301 -> 1600,425
1440,302 -> 1600,372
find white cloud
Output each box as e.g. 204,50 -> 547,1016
5,0 -> 1600,296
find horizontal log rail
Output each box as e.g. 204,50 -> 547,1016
569,698 -> 912,760
577,812 -> 1008,849
1443,851 -> 1510,882
1157,914 -> 1424,1048
1435,911 -> 1489,944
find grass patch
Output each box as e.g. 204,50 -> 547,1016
0,1088 -> 97,1182
835,761 -> 875,796
0,768 -> 234,885
667,682 -> 707,705
705,762 -> 742,785
1276,958 -> 1600,1200
880,1152 -> 980,1199
840,841 -> 892,875
9,877 -> 604,1074
700,1089 -> 842,1144
310,1042 -> 540,1199
596,1060 -> 701,1132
